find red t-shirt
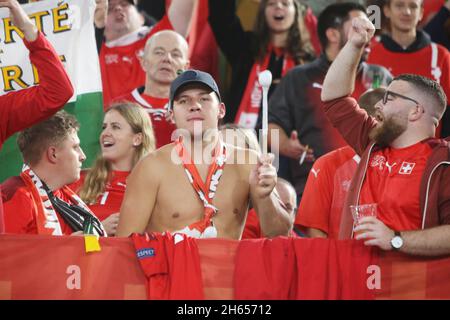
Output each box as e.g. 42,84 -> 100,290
99,16 -> 173,108
132,232 -> 204,300
71,170 -> 128,222
1,176 -> 74,235
295,146 -> 360,238
115,89 -> 176,149
359,141 -> 433,231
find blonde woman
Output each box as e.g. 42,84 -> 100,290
72,102 -> 155,236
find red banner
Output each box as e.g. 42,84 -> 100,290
0,235 -> 449,300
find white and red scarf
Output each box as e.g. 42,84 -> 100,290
235,46 -> 295,128
21,166 -> 106,236
173,137 -> 227,238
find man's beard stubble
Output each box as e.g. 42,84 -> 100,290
369,115 -> 408,148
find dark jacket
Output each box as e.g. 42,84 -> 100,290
208,0 -> 309,123
323,97 -> 450,239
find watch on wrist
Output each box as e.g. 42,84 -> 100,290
390,231 -> 403,250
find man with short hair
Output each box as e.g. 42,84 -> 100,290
321,15 -> 450,256
116,30 -> 190,148
268,2 -> 392,202
367,0 -> 450,137
97,0 -> 196,107
117,70 -> 292,239
1,111 -> 105,236
0,0 -> 74,233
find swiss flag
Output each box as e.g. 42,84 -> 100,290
399,162 -> 416,175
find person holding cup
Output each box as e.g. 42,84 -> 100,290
321,15 -> 450,256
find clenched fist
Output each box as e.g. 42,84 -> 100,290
348,16 -> 375,49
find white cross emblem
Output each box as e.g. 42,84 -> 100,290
399,162 -> 416,175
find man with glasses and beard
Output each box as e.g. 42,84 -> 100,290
321,15 -> 450,256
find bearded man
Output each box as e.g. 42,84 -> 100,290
321,15 -> 450,257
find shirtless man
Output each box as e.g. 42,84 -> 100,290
117,70 -> 292,239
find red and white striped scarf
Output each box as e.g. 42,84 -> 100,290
235,46 -> 295,128
21,165 -> 105,236
173,137 -> 227,238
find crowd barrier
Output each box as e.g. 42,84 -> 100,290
0,234 -> 449,300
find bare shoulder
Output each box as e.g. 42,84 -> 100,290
224,143 -> 258,172
131,143 -> 176,179
140,143 -> 175,165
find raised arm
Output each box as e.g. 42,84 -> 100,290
0,0 -> 74,143
321,16 -> 375,102
208,0 -> 250,66
320,16 -> 377,154
94,0 -> 107,29
116,154 -> 160,237
248,153 -> 292,238
168,0 -> 197,38
1,0 -> 37,41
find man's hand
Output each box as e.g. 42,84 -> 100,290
280,130 -> 314,161
0,0 -> 37,41
94,0 -> 108,29
348,16 -> 375,49
354,216 -> 395,250
101,212 -> 120,236
249,153 -> 277,199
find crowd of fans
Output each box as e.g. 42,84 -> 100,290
1,0 -> 450,257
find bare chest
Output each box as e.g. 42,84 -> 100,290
149,163 -> 250,236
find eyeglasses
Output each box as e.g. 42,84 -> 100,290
382,90 -> 420,106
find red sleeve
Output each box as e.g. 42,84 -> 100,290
3,185 -> 37,234
295,155 -> 333,234
149,14 -> 174,38
323,97 -> 376,155
0,31 -> 74,145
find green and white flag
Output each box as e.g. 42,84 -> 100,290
0,0 -> 102,182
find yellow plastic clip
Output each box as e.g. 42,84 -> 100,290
84,234 -> 101,253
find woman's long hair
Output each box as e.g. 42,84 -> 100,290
253,0 -> 315,64
79,102 -> 155,204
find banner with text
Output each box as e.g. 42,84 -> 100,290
0,0 -> 102,181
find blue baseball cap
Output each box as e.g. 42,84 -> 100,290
169,70 -> 221,110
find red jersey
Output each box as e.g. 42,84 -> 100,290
295,146 -> 360,239
1,176 -> 74,235
359,141 -> 433,231
71,170 -> 128,222
367,34 -> 450,136
131,232 -> 204,300
99,16 -> 173,108
116,88 -> 176,148
368,38 -> 450,89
